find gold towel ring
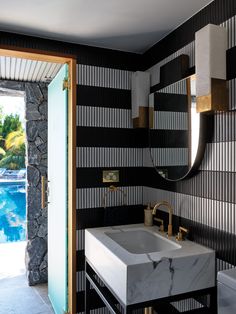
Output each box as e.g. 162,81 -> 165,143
102,185 -> 127,208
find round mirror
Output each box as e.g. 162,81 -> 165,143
148,75 -> 212,181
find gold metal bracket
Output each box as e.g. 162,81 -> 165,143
63,78 -> 70,90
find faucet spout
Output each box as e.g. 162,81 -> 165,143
152,200 -> 173,237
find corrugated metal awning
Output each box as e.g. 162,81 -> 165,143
0,56 -> 63,83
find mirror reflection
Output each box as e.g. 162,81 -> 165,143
149,75 -> 200,181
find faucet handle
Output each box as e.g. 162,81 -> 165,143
176,226 -> 188,241
153,217 -> 164,232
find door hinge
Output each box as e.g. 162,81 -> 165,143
63,78 -> 70,90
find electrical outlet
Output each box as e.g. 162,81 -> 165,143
102,170 -> 119,183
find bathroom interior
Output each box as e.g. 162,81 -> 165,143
0,0 -> 236,313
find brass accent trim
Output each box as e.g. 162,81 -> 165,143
144,307 -> 153,314
152,200 -> 173,237
102,170 -> 119,183
67,58 -> 77,314
0,48 -> 77,314
197,78 -> 228,113
102,185 -> 127,208
63,78 -> 70,90
149,107 -> 154,129
153,217 -> 164,232
133,106 -> 149,128
176,226 -> 189,241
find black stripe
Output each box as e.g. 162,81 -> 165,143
157,210 -> 236,267
150,46 -> 236,92
77,167 -> 144,188
76,290 -> 105,312
77,250 -> 85,272
144,168 -> 236,204
150,67 -> 195,93
77,127 -> 148,147
154,93 -> 188,112
227,45 -> 236,80
143,0 -> 236,69
159,54 -> 189,87
77,85 -> 131,109
0,31 -> 142,70
149,130 -> 188,148
76,205 -> 144,231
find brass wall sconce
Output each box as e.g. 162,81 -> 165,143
195,24 -> 228,113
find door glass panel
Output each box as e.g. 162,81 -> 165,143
48,63 -> 68,314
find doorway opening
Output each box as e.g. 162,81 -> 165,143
0,92 -> 26,280
0,49 -> 76,314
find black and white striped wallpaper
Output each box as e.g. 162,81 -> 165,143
144,1 -> 236,311
76,63 -> 145,314
1,0 -> 236,313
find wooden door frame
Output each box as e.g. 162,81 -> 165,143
0,47 -> 77,314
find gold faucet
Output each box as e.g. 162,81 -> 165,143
152,200 -> 173,237
176,226 -> 188,241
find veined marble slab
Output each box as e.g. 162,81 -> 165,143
85,224 -> 215,305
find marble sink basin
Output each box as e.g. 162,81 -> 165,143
85,224 -> 215,306
105,229 -> 181,254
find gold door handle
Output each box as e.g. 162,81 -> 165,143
41,176 -> 47,209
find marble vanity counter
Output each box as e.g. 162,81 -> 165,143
85,224 -> 215,305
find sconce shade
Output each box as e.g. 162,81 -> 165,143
131,71 -> 150,128
195,24 -> 228,113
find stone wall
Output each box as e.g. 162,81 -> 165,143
25,83 -> 48,285
0,80 -> 48,285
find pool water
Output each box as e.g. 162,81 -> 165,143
0,182 -> 26,243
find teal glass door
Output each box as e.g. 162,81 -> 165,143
48,63 -> 68,314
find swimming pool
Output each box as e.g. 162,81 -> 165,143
0,181 -> 26,243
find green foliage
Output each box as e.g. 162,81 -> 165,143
0,109 -> 25,170
0,153 -> 25,170
2,114 -> 22,139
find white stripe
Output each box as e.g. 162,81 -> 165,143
149,148 -> 188,166
159,79 -> 187,95
77,64 -> 132,89
77,186 -> 142,209
154,111 -> 188,130
77,147 -> 143,168
200,141 -> 236,172
77,106 -> 132,128
143,187 -> 236,234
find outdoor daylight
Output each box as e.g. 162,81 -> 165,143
0,95 -> 26,244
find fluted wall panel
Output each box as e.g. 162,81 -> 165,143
144,3 -> 236,311
76,61 -> 142,314
77,64 -> 132,89
153,111 -> 188,130
77,106 -> 132,128
149,148 -> 188,166
77,147 -> 143,168
77,186 -> 142,210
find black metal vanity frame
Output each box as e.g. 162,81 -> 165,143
85,259 -> 217,314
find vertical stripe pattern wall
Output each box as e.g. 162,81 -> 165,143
76,64 -> 144,314
144,1 -> 236,311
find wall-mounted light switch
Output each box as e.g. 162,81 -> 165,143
102,170 -> 119,183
